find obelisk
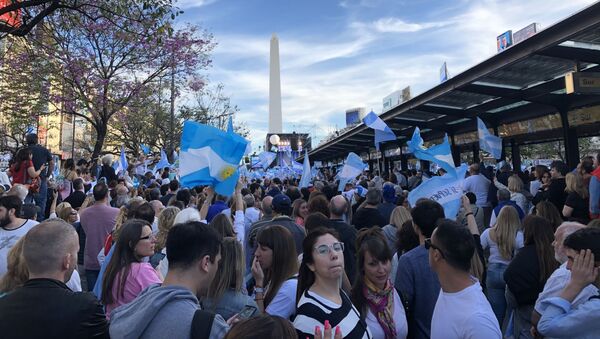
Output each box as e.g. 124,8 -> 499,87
269,33 -> 283,134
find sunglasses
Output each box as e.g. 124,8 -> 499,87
140,234 -> 155,241
424,238 -> 445,259
314,242 -> 344,256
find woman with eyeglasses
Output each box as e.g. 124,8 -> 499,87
101,219 -> 162,318
251,225 -> 298,319
295,227 -> 372,339
351,227 -> 408,339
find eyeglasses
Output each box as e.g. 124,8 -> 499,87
424,238 -> 445,259
314,242 -> 344,256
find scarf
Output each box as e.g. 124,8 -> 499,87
363,278 -> 396,339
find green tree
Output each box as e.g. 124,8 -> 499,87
1,2 -> 214,160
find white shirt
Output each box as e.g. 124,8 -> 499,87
463,174 -> 491,208
534,262 -> 598,314
0,171 -> 11,188
244,207 -> 260,226
265,277 -> 297,319
530,180 -> 542,196
431,280 -> 501,339
366,288 -> 408,339
480,229 -> 524,265
66,269 -> 83,292
0,219 -> 39,276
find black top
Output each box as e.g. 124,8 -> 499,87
160,192 -> 175,206
328,219 -> 358,283
503,245 -> 548,306
261,216 -> 305,255
377,202 -> 396,225
28,144 -> 52,177
64,190 -> 86,210
565,191 -> 590,223
352,207 -> 386,230
294,289 -> 370,339
0,278 -> 109,339
98,164 -> 117,183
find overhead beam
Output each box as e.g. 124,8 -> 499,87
537,45 -> 600,64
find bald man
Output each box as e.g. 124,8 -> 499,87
329,195 -> 358,283
0,219 -> 109,339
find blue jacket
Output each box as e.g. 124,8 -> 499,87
590,169 -> 600,218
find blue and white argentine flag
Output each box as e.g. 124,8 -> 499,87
477,117 -> 502,159
337,152 -> 367,192
362,111 -> 396,150
258,151 -> 277,169
179,121 -> 248,196
408,164 -> 468,219
153,149 -> 171,176
407,127 -> 457,177
299,150 -> 312,188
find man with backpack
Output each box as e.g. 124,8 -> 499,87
109,221 -> 230,339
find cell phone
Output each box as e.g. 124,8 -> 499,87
237,305 -> 257,320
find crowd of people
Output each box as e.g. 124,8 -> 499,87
0,133 -> 599,339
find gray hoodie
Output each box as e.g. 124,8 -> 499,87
109,284 -> 229,339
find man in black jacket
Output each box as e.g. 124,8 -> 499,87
0,219 -> 109,339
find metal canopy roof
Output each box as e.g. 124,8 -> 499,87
307,2 -> 600,162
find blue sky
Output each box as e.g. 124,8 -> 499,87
176,0 -> 597,149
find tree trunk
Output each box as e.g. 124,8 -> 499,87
91,124 -> 107,161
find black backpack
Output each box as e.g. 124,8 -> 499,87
191,309 -> 215,339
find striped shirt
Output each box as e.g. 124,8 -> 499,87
294,289 -> 371,339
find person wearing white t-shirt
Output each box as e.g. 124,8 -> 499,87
428,219 -> 501,339
0,195 -> 39,276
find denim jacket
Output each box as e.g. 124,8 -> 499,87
201,289 -> 258,320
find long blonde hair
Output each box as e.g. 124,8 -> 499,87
155,206 -> 180,252
565,172 -> 588,199
491,206 -> 521,260
389,206 -> 412,226
206,238 -> 245,302
0,238 -> 29,293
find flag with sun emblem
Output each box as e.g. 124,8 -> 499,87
179,121 -> 248,196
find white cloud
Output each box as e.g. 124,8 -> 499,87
200,0 -> 597,148
176,0 -> 218,9
368,17 -> 448,33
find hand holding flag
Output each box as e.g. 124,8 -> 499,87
179,121 -> 248,196
477,117 -> 502,159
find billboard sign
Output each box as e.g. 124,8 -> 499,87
345,107 -> 365,127
402,86 -> 412,102
382,90 -> 402,113
496,30 -> 513,52
513,23 -> 540,45
346,110 -> 360,126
